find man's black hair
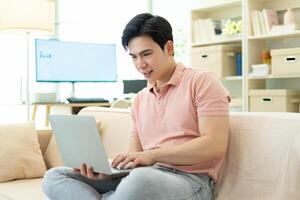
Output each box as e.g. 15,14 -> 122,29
121,13 -> 173,51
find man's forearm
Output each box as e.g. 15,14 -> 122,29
150,135 -> 227,166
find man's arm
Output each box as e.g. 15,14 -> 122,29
127,136 -> 143,153
112,115 -> 229,168
151,115 -> 229,165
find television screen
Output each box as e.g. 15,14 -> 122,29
35,39 -> 117,82
123,79 -> 147,94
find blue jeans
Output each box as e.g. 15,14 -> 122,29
43,164 -> 214,200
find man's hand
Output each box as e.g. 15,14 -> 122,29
73,163 -> 110,180
111,150 -> 156,169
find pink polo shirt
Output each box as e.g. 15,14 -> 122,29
130,63 -> 230,181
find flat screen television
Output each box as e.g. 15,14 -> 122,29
123,79 -> 147,94
35,39 -> 117,83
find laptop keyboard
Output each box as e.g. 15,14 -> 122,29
108,160 -> 132,174
110,167 -> 131,174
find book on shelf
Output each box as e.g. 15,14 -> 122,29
251,10 -> 261,35
251,8 -> 300,36
201,19 -> 211,41
193,20 -> 201,43
193,18 -> 222,43
262,9 -> 279,33
258,11 -> 267,35
251,9 -> 280,36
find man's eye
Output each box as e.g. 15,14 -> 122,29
144,52 -> 152,56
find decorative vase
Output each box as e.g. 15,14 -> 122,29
284,9 -> 295,25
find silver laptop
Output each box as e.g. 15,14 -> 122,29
48,114 -> 131,175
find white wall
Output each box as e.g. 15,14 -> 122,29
152,0 -> 204,66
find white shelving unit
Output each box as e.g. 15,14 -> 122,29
190,0 -> 244,111
190,0 -> 300,112
191,37 -> 242,47
248,30 -> 300,40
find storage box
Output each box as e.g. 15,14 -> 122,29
34,92 -> 57,103
249,89 -> 300,112
271,47 -> 300,76
190,45 -> 241,78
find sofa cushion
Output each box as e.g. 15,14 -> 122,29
0,178 -> 45,200
213,112 -> 300,199
0,123 -> 47,183
43,135 -> 64,169
37,128 -> 52,156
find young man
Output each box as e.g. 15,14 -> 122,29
43,13 -> 230,200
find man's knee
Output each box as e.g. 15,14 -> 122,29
42,167 -> 71,194
127,167 -> 158,186
114,167 -> 161,199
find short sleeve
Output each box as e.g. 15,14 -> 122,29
195,72 -> 231,117
129,96 -> 140,138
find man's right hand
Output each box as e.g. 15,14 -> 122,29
73,163 -> 110,180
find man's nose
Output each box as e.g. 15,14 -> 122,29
137,57 -> 146,69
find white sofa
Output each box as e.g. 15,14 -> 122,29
0,107 -> 299,200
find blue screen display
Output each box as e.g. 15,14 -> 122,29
35,39 -> 117,82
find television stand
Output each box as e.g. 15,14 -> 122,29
31,102 -> 111,127
66,97 -> 109,103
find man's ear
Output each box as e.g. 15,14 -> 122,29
164,40 -> 174,56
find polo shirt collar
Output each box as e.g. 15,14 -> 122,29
147,62 -> 184,93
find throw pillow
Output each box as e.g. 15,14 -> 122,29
0,123 -> 47,183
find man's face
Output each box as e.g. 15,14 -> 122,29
128,36 -> 173,84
